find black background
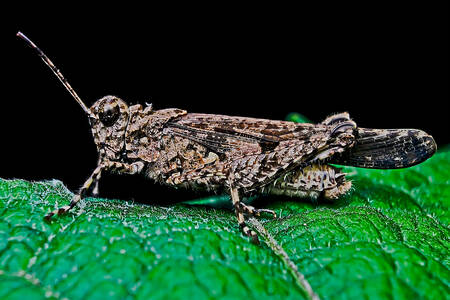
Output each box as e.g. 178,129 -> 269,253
2,4 -> 448,203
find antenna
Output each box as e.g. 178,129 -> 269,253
16,32 -> 91,115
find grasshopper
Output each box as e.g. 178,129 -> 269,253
17,32 -> 436,243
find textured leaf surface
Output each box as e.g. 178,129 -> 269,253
1,148 -> 449,299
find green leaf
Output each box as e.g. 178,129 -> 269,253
1,151 -> 449,299
285,112 -> 311,124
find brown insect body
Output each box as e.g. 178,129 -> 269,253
17,32 -> 437,243
90,96 -> 355,200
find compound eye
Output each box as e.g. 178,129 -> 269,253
99,100 -> 120,127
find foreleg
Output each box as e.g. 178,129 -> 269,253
45,161 -> 144,220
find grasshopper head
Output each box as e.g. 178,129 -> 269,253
89,96 -> 130,160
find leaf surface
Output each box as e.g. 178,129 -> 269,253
0,136 -> 448,299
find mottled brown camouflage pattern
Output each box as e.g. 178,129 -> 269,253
18,32 -> 437,243
81,96 -> 435,242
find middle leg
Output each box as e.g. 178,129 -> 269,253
239,203 -> 277,219
230,185 -> 260,244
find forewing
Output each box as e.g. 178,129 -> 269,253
166,113 -> 324,156
166,113 -> 332,191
